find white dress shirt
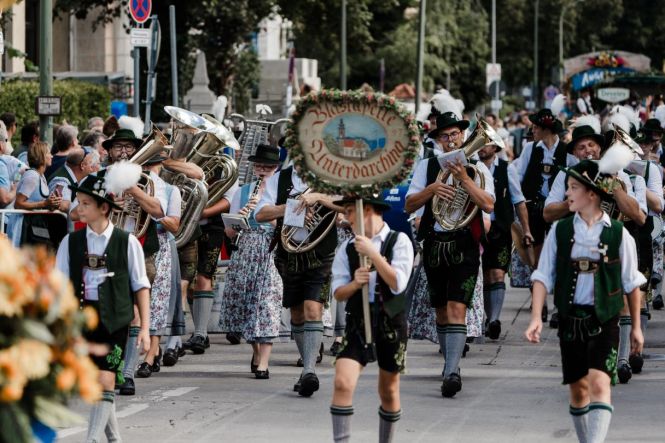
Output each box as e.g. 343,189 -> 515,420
199,177 -> 239,225
256,167 -> 309,240
331,223 -> 414,303
486,156 -> 525,221
514,138 -> 577,197
643,161 -> 664,216
406,155 -> 495,232
544,169 -> 643,213
531,212 -> 646,304
55,221 -> 151,301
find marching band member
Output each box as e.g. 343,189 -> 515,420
526,159 -> 645,443
404,109 -> 495,398
218,145 -> 283,379
255,162 -> 340,397
329,196 -> 413,443
477,141 -> 532,339
55,166 -> 151,443
514,108 -> 573,322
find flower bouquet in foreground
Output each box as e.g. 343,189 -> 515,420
0,236 -> 101,443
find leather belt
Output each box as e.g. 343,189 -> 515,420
571,259 -> 599,273
542,164 -> 554,175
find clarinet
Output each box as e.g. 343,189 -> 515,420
233,177 -> 263,248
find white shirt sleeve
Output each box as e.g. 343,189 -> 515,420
619,227 -> 647,293
166,186 -> 182,218
507,163 -> 526,205
17,170 -> 39,198
544,171 -> 567,206
646,162 -> 664,212
229,186 -> 243,215
127,234 -> 151,291
255,172 -> 279,216
55,234 -> 71,276
390,232 -> 415,294
515,142 -> 533,182
405,158 -> 429,199
331,239 -> 352,297
475,161 -> 495,202
222,178 -> 240,203
531,221 -> 559,293
630,175 -> 648,214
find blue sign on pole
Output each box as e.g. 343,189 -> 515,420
570,67 -> 634,91
130,0 -> 152,24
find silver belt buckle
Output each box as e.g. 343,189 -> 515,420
578,259 -> 590,272
543,164 -> 552,174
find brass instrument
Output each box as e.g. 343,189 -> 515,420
599,179 -> 627,220
280,189 -> 337,253
229,106 -> 289,185
109,129 -> 163,238
611,123 -> 643,156
431,117 -> 503,230
165,106 -> 239,209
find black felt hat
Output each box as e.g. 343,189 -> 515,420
529,109 -> 563,133
566,125 -> 606,154
428,112 -> 470,139
248,144 -> 281,165
333,195 -> 391,212
558,160 -> 612,201
69,175 -> 121,210
101,128 -> 143,150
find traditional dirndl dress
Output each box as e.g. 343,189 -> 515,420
218,183 -> 283,343
150,229 -> 172,333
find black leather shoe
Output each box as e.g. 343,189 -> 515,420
617,362 -> 632,383
190,335 -> 207,354
182,334 -> 195,351
487,320 -> 501,340
136,362 -> 152,378
151,347 -> 162,373
549,312 -> 559,329
330,341 -> 342,356
227,332 -> 241,345
251,355 -> 259,373
296,357 -> 304,367
293,376 -> 302,392
629,353 -> 644,374
255,369 -> 270,379
462,343 -> 469,358
541,304 -> 549,323
317,343 -> 324,364
163,348 -> 179,367
441,373 -> 462,398
298,373 -> 319,397
118,378 -> 135,396
653,294 -> 664,310
204,335 -> 210,349
177,345 -> 186,358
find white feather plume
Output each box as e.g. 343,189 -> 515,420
549,93 -> 566,117
104,161 -> 142,196
611,105 -> 640,131
598,143 -> 635,175
118,116 -> 145,138
654,104 -> 665,129
571,115 -> 601,135
430,92 -> 463,118
603,112 -> 630,134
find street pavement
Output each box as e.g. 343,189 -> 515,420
58,288 -> 665,442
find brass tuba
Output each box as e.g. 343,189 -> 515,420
165,106 -> 239,209
431,117 -> 504,230
109,128 -> 162,238
280,188 -> 337,253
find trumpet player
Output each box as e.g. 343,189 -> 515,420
255,159 -> 340,398
404,110 -> 494,398
218,145 -> 282,379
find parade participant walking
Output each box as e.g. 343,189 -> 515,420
477,141 -> 532,339
405,109 -> 495,398
55,165 -> 151,443
219,145 -> 282,379
330,196 -> 413,443
255,164 -> 340,397
526,159 -> 645,443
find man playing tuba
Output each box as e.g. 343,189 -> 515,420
405,109 -> 494,398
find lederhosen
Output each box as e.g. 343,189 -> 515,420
483,159 -> 514,272
554,217 -> 623,385
521,141 -> 567,245
196,166 -> 228,278
272,166 -> 337,307
419,157 -> 484,308
336,231 -> 408,373
69,227 -> 134,376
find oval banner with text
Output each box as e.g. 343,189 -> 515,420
286,89 -> 419,196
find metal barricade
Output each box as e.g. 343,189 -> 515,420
0,208 -> 68,247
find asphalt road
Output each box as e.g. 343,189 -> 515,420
58,288 -> 665,442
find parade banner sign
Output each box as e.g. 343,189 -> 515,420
286,89 -> 419,195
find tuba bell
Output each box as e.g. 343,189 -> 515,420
109,127 -> 163,238
431,116 -> 504,230
279,188 -> 338,254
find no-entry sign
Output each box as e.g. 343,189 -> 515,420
130,0 -> 152,24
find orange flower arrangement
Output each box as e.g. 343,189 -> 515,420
0,236 -> 101,441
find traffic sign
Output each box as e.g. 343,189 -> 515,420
130,0 -> 152,24
130,28 -> 151,47
35,96 -> 62,116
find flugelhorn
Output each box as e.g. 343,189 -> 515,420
280,188 -> 337,253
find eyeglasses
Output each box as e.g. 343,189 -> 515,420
438,131 -> 461,142
254,164 -> 276,170
110,144 -> 136,153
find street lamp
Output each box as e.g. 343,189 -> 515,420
559,0 -> 584,87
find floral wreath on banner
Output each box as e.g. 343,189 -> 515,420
285,89 -> 420,196
587,52 -> 625,69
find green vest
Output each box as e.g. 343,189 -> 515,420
69,227 -> 135,333
554,216 -> 624,323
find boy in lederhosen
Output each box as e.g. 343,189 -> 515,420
526,160 -> 645,443
56,169 -> 151,443
329,196 -> 414,443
